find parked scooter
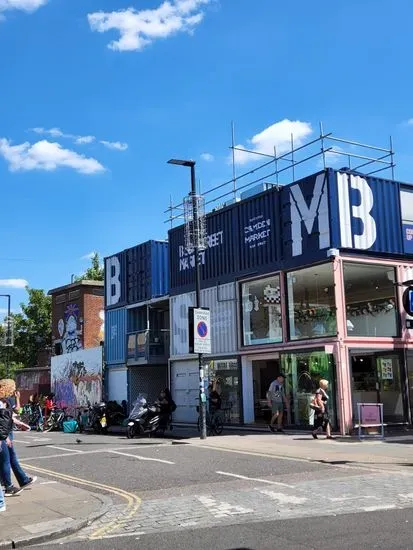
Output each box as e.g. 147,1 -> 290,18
78,402 -> 107,434
127,396 -> 160,438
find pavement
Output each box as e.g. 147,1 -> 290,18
3,427 -> 413,548
0,475 -> 110,549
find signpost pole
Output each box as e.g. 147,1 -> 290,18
191,164 -> 207,440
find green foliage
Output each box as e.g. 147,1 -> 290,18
8,288 -> 52,368
75,252 -> 104,282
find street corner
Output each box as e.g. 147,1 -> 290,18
0,475 -> 112,549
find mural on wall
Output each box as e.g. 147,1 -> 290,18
59,303 -> 83,354
51,347 -> 102,408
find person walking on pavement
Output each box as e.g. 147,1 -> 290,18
0,394 -> 37,496
267,373 -> 288,433
311,379 -> 335,440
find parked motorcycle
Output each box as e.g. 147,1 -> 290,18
127,396 -> 161,439
78,402 -> 107,434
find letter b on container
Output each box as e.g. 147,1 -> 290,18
105,256 -> 121,307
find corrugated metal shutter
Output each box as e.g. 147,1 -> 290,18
128,365 -> 167,406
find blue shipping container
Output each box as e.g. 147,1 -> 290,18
127,240 -> 169,304
104,251 -> 127,310
328,170 -> 403,255
169,167 -> 408,294
238,188 -> 280,275
105,308 -> 127,365
169,205 -> 239,295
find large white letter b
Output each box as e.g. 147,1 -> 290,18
105,256 -> 121,306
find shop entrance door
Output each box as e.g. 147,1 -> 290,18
351,352 -> 406,424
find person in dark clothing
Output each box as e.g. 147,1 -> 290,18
208,384 -> 222,414
156,388 -> 175,430
311,379 -> 335,440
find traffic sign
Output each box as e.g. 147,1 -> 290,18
189,307 -> 211,354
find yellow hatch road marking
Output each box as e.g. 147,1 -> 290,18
21,463 -> 141,539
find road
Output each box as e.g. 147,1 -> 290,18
10,429 -> 413,549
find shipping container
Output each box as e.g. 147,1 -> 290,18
238,189 -> 280,276
105,308 -> 127,365
170,283 -> 238,357
328,171 -> 403,255
127,240 -> 169,304
169,204 -> 239,295
104,250 -> 127,310
167,168 -> 411,295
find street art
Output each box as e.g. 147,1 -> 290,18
51,347 -> 102,408
60,303 -> 83,354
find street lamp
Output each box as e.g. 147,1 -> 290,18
167,158 -> 207,440
0,295 -> 11,377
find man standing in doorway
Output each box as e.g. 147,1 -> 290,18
267,373 -> 288,433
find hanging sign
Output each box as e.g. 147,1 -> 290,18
188,307 -> 211,354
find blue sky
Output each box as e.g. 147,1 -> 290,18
1,0 -> 413,314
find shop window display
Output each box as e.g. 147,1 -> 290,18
242,276 -> 282,346
281,351 -> 336,427
286,264 -> 336,341
343,263 -> 398,337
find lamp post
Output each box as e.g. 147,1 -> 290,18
0,294 -> 11,377
168,158 -> 207,440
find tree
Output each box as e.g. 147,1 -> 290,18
76,252 -> 104,282
6,288 -> 52,369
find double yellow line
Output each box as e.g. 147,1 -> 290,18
21,462 -> 141,539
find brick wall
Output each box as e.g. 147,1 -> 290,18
83,292 -> 104,349
50,283 -> 103,354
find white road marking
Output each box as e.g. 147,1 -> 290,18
39,481 -> 58,485
48,445 -> 84,454
363,504 -> 397,512
216,471 -> 295,488
329,495 -> 379,502
258,489 -> 307,504
108,450 -> 175,464
198,495 -> 253,518
399,493 -> 413,499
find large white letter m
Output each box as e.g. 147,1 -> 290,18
289,173 -> 330,257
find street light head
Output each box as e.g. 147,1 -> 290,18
167,158 -> 195,167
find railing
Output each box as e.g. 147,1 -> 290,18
127,329 -> 170,363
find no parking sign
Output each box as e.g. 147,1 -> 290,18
189,307 -> 211,354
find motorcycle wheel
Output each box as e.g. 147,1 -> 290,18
127,425 -> 135,439
93,421 -> 102,434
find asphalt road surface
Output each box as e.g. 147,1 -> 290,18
12,430 -> 413,549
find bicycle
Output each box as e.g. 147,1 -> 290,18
197,406 -> 224,436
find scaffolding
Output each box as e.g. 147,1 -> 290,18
165,122 -> 395,228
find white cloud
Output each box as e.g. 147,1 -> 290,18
0,0 -> 48,13
75,135 -> 96,145
0,278 -> 28,289
88,0 -> 211,52
100,140 -> 128,151
29,128 -> 127,151
200,152 -> 214,162
81,251 -> 97,260
233,119 -> 313,165
0,138 -> 105,175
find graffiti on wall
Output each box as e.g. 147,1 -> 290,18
51,347 -> 102,408
59,303 -> 83,354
